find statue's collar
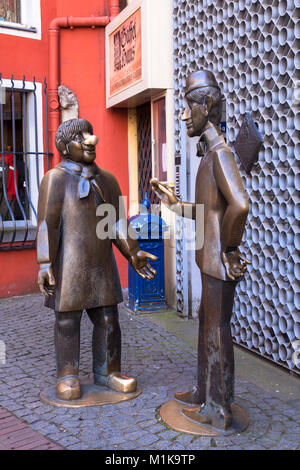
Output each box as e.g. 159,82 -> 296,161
200,122 -> 224,151
197,122 -> 225,155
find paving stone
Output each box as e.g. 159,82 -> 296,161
126,429 -> 149,441
56,436 -> 81,446
135,433 -> 159,447
157,430 -> 180,441
108,435 -> 128,446
139,418 -> 161,428
144,423 -> 166,434
68,442 -> 92,450
151,439 -> 172,450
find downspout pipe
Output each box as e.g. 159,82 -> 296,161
48,1 -> 120,166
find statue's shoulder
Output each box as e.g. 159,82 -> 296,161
41,165 -> 67,187
212,143 -> 237,169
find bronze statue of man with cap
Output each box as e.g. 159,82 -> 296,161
37,118 -> 157,402
152,70 -> 250,432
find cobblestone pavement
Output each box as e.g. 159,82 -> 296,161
0,294 -> 299,450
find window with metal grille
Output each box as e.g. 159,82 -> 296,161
137,102 -> 153,204
0,75 -> 51,250
137,102 -> 161,209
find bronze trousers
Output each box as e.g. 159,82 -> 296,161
54,305 -> 121,379
197,273 -> 237,411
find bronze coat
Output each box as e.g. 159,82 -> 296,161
195,134 -> 249,281
37,160 -> 138,312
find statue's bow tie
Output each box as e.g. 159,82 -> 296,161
196,141 -> 206,157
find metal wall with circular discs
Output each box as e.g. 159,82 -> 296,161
173,0 -> 299,373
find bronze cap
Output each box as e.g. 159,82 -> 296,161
185,70 -> 221,96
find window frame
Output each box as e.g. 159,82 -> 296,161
150,90 -> 174,185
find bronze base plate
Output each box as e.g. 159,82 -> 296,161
160,399 -> 249,436
40,381 -> 142,408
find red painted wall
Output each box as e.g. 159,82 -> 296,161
0,250 -> 39,298
0,0 -> 129,298
0,1 -> 56,81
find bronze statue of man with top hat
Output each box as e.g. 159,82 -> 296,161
152,70 -> 250,433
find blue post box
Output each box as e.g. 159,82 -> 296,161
127,196 -> 168,313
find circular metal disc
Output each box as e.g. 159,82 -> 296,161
160,399 -> 249,436
40,381 -> 142,408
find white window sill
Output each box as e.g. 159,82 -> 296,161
0,21 -> 37,33
0,21 -> 40,40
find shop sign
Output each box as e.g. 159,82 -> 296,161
108,7 -> 142,97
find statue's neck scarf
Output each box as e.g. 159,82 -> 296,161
58,160 -> 106,202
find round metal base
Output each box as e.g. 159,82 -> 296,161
40,381 -> 142,408
160,399 -> 249,436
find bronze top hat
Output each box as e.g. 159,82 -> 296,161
185,70 -> 221,96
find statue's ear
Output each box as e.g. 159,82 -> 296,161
56,140 -> 68,156
204,95 -> 214,116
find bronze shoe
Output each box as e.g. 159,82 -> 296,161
174,386 -> 204,405
95,372 -> 137,393
182,404 -> 233,431
56,375 -> 81,400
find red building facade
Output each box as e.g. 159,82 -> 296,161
0,0 -> 129,297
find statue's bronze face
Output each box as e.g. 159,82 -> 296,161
66,130 -> 98,165
181,98 -> 208,137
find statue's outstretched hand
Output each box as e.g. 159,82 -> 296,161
130,251 -> 158,280
38,263 -> 56,297
221,250 -> 251,281
150,179 -> 179,208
